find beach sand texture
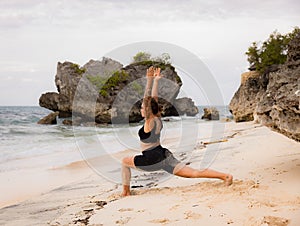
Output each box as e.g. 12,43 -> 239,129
0,122 -> 299,225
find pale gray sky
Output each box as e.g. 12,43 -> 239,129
0,0 -> 299,106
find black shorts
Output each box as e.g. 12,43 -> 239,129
134,145 -> 180,174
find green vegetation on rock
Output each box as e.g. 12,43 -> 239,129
133,52 -> 151,62
246,27 -> 299,74
134,60 -> 181,83
86,75 -> 107,90
87,52 -> 182,97
87,70 -> 129,97
136,60 -> 170,70
132,52 -> 181,82
132,52 -> 172,65
71,63 -> 86,75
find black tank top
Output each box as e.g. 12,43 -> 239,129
138,118 -> 162,143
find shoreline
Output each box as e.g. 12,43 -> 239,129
0,118 -> 228,209
1,121 -> 300,225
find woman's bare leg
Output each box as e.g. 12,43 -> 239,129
174,164 -> 233,186
121,156 -> 136,196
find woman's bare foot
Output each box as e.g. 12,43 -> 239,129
121,191 -> 131,197
224,174 -> 233,186
121,185 -> 131,197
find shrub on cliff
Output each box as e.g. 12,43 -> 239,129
70,63 -> 86,75
132,52 -> 151,62
246,27 -> 299,74
132,52 -> 172,64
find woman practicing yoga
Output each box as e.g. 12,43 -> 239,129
121,66 -> 233,196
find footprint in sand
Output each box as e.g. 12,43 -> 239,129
261,216 -> 289,226
169,204 -> 180,211
118,208 -> 134,212
107,193 -> 122,202
149,218 -> 170,224
184,211 -> 202,220
115,217 -> 131,225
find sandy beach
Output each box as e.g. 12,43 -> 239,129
0,121 -> 299,225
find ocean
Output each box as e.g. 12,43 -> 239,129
0,105 -> 232,169
0,105 -> 232,207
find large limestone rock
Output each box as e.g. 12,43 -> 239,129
230,31 -> 300,141
39,92 -> 59,111
174,97 -> 199,116
201,107 -> 219,120
39,58 -> 198,124
109,62 -> 183,123
229,71 -> 263,122
83,57 -> 123,77
255,32 -> 300,141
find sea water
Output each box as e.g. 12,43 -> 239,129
0,106 -> 231,170
0,106 -> 232,207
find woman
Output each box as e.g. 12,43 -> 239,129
121,66 -> 233,196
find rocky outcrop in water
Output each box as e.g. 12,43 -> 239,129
39,58 -> 199,125
173,97 -> 199,116
37,112 -> 59,125
201,107 -> 220,120
230,31 -> 300,141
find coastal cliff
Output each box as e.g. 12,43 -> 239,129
230,31 -> 300,141
39,58 -> 198,125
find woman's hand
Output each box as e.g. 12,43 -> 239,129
153,67 -> 162,80
146,66 -> 154,77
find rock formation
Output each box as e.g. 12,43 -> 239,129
229,71 -> 265,122
201,107 -> 220,120
39,58 -> 199,125
37,112 -> 59,125
230,31 -> 300,141
174,97 -> 199,116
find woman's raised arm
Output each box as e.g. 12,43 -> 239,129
143,66 -> 154,119
151,67 -> 162,102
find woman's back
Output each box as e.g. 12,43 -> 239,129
139,117 -> 162,151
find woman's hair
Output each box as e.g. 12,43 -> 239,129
150,98 -> 159,115
139,98 -> 161,115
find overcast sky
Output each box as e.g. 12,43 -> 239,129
0,0 -> 299,106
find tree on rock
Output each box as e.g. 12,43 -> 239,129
245,27 -> 300,74
132,52 -> 151,63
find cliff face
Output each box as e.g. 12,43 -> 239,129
229,71 -> 265,122
229,32 -> 300,141
39,58 -> 198,124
